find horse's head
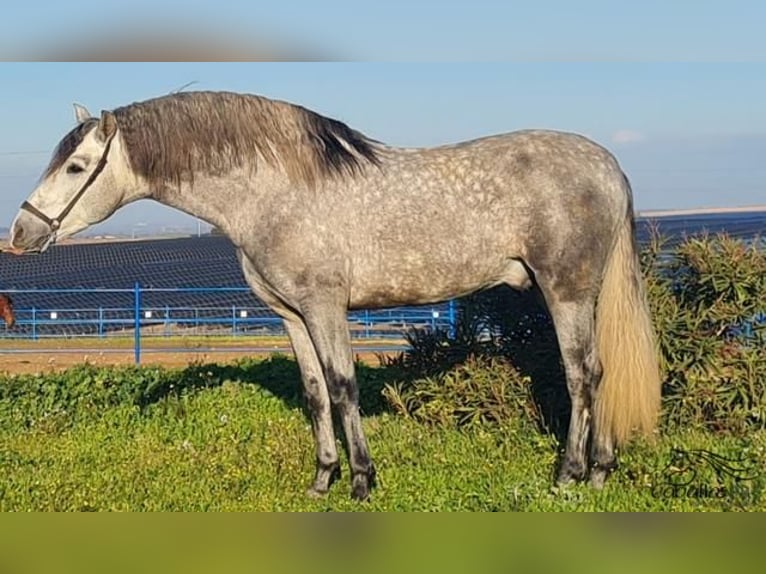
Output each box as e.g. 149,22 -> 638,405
9,105 -> 136,254
0,295 -> 14,328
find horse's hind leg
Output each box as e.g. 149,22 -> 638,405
539,293 -> 602,484
589,422 -> 615,489
302,301 -> 376,501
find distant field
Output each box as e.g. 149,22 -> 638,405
0,334 -> 403,350
0,335 -> 403,374
638,205 -> 766,217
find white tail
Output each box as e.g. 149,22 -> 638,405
594,210 -> 662,445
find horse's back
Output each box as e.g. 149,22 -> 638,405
376,129 -> 627,213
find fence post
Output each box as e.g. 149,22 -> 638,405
448,299 -> 456,339
31,307 -> 37,341
134,282 -> 141,365
98,307 -> 104,338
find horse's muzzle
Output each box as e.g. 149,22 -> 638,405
8,213 -> 56,254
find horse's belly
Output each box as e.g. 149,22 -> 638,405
348,257 -> 528,310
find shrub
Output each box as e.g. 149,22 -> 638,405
383,355 -> 540,429
644,233 -> 766,433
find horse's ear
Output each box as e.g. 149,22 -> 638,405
73,103 -> 92,124
96,110 -> 117,143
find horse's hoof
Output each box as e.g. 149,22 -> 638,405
308,462 -> 341,497
350,476 -> 371,501
589,470 -> 607,490
556,461 -> 586,486
350,466 -> 377,501
555,474 -> 577,488
588,461 -> 616,489
306,486 -> 329,499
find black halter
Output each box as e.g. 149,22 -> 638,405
20,131 -> 116,232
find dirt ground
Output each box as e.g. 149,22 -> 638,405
0,339 -> 399,375
0,350 -> 264,374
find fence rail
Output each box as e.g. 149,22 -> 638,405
0,285 -> 457,364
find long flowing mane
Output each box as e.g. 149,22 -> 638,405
112,91 -> 382,189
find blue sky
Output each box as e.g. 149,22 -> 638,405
1,63 -> 765,233
1,1 -> 765,61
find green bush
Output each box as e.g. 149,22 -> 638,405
644,233 -> 766,433
383,355 -> 540,429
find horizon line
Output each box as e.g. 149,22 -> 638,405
638,205 -> 766,217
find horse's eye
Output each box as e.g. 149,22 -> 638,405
67,164 -> 85,175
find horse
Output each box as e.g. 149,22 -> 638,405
8,91 -> 661,500
0,294 -> 14,328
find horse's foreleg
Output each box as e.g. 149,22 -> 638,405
284,317 -> 341,496
237,251 -> 342,497
302,303 -> 376,501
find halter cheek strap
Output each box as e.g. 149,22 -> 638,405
20,131 -> 116,233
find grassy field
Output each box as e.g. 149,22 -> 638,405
1,355 -> 763,512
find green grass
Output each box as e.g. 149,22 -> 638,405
1,355 -> 763,511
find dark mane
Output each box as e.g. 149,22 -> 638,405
43,118 -> 98,179
112,91 -> 381,189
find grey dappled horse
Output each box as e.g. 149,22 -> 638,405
9,91 -> 661,500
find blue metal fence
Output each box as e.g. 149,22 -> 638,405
0,285 -> 457,364
2,284 -> 764,368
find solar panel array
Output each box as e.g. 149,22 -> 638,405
0,211 -> 762,338
1,235 -> 250,303
635,211 -> 766,247
0,235 -> 452,338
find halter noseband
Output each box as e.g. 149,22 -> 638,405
20,130 -> 116,234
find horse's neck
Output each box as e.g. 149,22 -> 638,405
150,165 -> 292,239
148,148 -> 407,241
